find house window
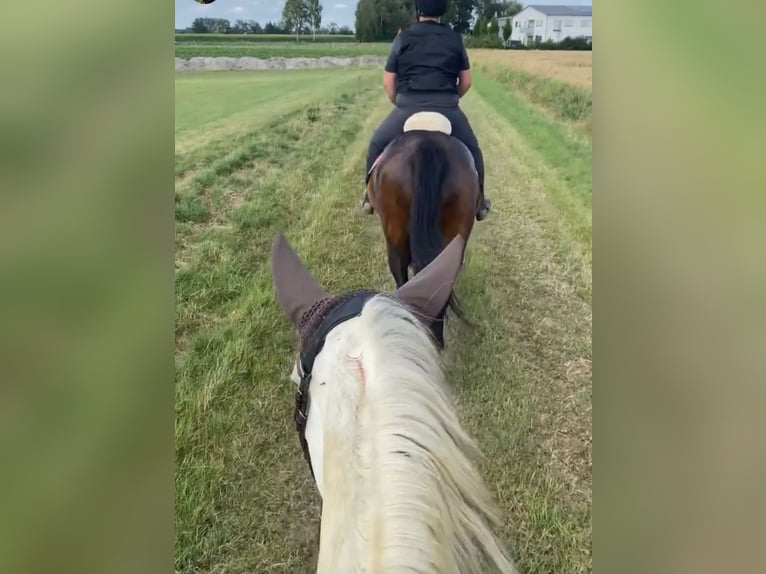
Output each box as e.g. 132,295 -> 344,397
536,20 -> 543,27
535,35 -> 542,43
565,19 -> 573,27
580,19 -> 591,27
553,19 -> 562,29
515,21 -> 519,28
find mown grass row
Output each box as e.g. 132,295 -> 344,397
174,69 -> 376,170
478,63 -> 592,126
176,43 -> 390,59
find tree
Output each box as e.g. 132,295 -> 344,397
502,17 -> 512,44
473,16 -> 487,36
443,0 -> 456,28
474,0 -> 497,19
283,0 -> 309,41
476,0 -> 523,18
354,0 -> 378,42
206,19 -> 226,33
478,1 -> 511,18
503,1 -> 522,17
488,14 -> 498,38
306,0 -> 323,40
232,19 -> 249,34
190,18 -> 208,33
195,18 -> 230,34
355,0 -> 415,42
328,21 -> 339,34
446,0 -> 474,34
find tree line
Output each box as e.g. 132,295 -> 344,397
354,0 -> 522,42
185,17 -> 352,37
185,1 -> 356,39
184,0 -> 525,42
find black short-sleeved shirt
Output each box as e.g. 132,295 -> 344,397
385,21 -> 470,97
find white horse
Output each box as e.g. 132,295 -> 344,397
271,233 -> 518,574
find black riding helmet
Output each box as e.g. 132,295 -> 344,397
415,0 -> 448,18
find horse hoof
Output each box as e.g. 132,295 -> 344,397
476,199 -> 491,221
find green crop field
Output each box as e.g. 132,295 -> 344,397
174,33 -> 389,59
175,41 -> 390,59
176,64 -> 592,573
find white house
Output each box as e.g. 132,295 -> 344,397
496,5 -> 592,46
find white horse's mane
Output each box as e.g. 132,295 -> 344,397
307,294 -> 517,574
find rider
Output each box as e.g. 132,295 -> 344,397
360,0 -> 490,221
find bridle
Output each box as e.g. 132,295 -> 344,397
293,291 -> 378,480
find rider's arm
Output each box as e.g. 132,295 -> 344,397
383,72 -> 397,104
383,33 -> 402,104
457,34 -> 471,98
457,69 -> 472,98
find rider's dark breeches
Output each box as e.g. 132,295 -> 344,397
365,105 -> 485,195
366,106 -> 410,179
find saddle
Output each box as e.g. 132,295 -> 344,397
367,111 -> 476,179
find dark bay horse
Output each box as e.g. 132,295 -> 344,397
366,112 -> 481,345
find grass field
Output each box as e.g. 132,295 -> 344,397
176,34 -> 357,44
176,65 -> 592,573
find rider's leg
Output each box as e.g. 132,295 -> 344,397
362,107 -> 410,213
442,108 -> 490,221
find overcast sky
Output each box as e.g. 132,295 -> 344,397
175,1 -> 591,30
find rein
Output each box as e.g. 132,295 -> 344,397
294,291 -> 378,479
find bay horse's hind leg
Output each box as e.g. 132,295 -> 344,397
387,243 -> 410,288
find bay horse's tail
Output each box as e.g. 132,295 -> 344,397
409,135 -> 465,321
409,136 -> 447,275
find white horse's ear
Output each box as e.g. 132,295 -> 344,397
271,232 -> 327,329
395,235 -> 465,319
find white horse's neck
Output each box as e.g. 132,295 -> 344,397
301,296 -> 518,574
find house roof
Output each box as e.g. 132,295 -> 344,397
526,5 -> 592,17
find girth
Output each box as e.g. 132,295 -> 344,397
294,291 -> 378,479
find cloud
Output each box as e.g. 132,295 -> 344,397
335,3 -> 347,7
